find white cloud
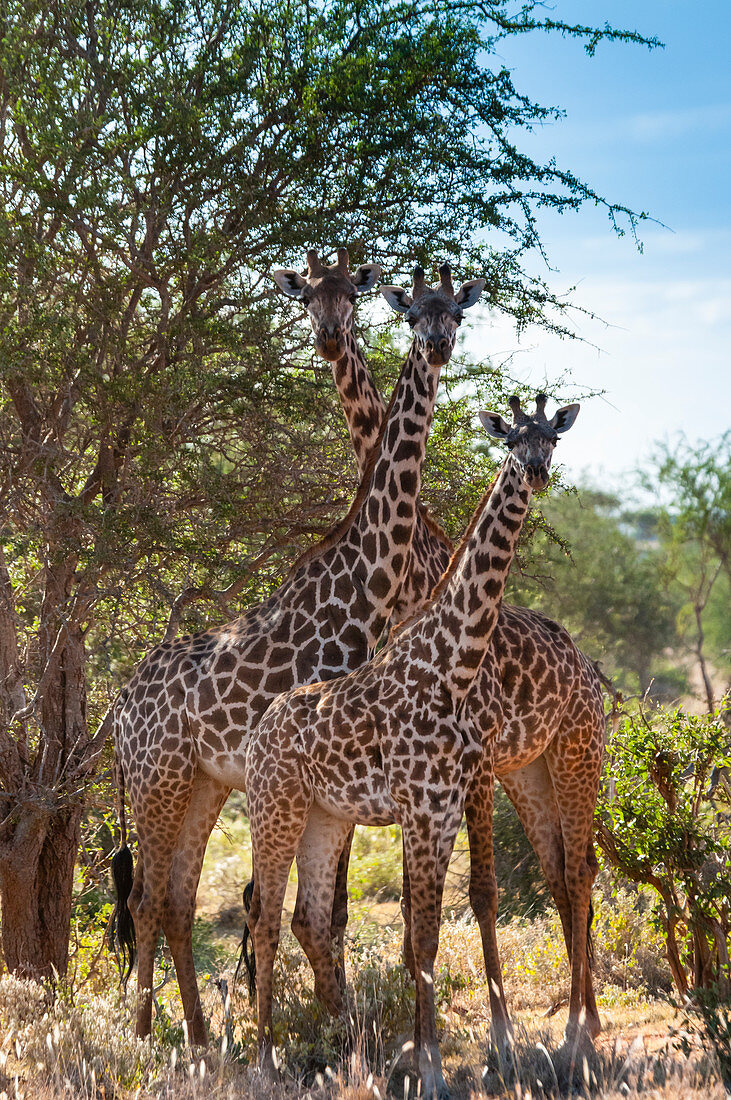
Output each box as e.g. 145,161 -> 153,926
461,268 -> 731,482
625,102 -> 731,142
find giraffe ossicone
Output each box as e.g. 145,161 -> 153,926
272,247 -> 382,362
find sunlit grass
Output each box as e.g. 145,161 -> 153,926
0,896 -> 723,1099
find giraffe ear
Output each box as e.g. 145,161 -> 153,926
380,286 -> 413,313
272,269 -> 307,298
549,403 -> 580,434
352,264 -> 382,295
455,278 -> 486,310
478,410 -> 511,439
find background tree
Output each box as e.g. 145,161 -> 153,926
0,0 -> 657,977
505,486 -> 679,695
643,434 -> 731,712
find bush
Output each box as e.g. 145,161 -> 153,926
597,705 -> 731,997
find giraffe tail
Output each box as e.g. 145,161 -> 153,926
587,898 -> 595,970
110,754 -> 136,986
235,876 -> 257,1002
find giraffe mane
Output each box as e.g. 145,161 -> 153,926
283,356 -> 409,578
388,470 -> 499,637
418,502 -> 454,550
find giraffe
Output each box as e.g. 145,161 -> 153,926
274,250 -> 606,1038
111,261 -> 484,1044
244,395 -> 580,1099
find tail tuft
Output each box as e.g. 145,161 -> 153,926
586,898 -> 595,970
110,844 -> 136,986
235,878 -> 257,1002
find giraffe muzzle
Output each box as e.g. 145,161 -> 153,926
316,326 -> 344,361
524,463 -> 549,491
424,336 -> 450,366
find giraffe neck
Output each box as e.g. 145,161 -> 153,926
330,328 -> 453,621
331,330 -> 387,478
345,341 -> 442,645
423,454 -> 532,701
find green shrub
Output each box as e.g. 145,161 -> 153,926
597,705 -> 731,997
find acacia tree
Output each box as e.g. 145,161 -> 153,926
0,0 -> 657,977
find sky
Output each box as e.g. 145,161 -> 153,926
461,0 -> 731,490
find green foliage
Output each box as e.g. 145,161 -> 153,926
348,824 -> 404,902
597,706 -> 731,996
492,785 -> 550,919
644,433 -> 731,709
508,486 -> 679,694
0,0 -> 659,689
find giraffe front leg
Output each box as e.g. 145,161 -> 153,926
329,825 -> 355,993
464,755 -> 513,1053
162,769 -> 231,1046
399,850 -> 421,1060
403,815 -> 460,1100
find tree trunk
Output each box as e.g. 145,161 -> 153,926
663,910 -> 689,998
694,602 -> 716,714
0,559 -> 92,980
0,804 -> 83,978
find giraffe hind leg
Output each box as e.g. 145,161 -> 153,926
501,755 -> 601,1037
546,728 -> 602,1041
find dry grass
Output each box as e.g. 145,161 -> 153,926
0,809 -> 722,1098
0,904 -> 724,1100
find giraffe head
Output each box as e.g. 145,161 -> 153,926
479,393 -> 580,491
272,247 -> 382,361
380,264 -> 485,367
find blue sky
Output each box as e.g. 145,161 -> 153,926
462,1 -> 731,488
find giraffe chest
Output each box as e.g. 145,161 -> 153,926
300,684 -> 482,826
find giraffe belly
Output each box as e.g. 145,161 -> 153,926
191,715 -> 252,789
309,758 -> 400,827
197,747 -> 249,790
314,788 -> 398,828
